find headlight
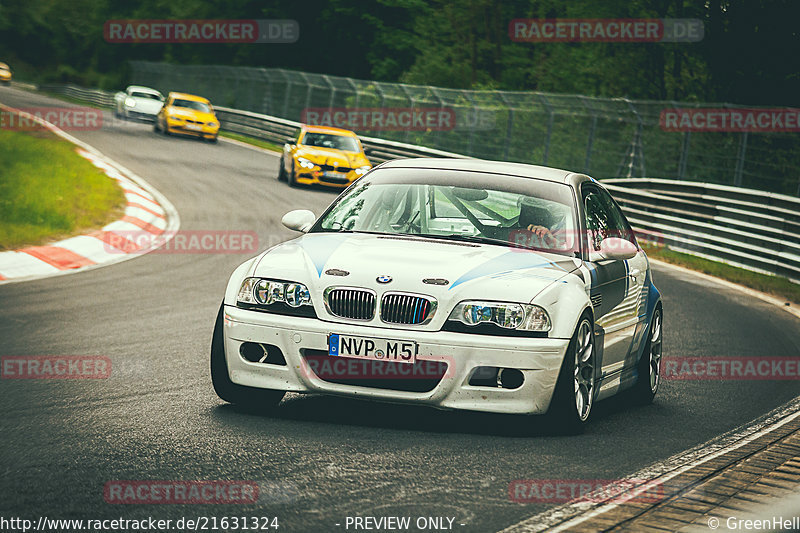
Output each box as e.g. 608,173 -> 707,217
354,165 -> 371,176
447,301 -> 551,332
296,157 -> 316,169
207,122 -> 219,128
124,97 -> 136,107
237,277 -> 312,308
169,115 -> 181,121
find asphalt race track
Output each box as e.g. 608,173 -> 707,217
1,86 -> 799,532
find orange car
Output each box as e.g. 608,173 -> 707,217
278,125 -> 372,188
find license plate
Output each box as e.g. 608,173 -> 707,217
323,171 -> 347,179
185,124 -> 202,131
328,334 -> 417,364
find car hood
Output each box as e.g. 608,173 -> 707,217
252,232 -> 579,305
295,147 -> 369,169
167,107 -> 217,123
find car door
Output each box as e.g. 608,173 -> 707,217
582,185 -> 640,377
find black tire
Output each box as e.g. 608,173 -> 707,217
544,313 -> 596,434
207,135 -> 218,143
631,304 -> 663,404
153,119 -> 161,134
210,303 -> 285,407
277,156 -> 287,181
287,161 -> 299,188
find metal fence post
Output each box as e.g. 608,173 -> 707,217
538,95 -> 554,165
579,96 -> 597,173
282,72 -> 292,119
734,131 -> 748,187
430,86 -> 446,150
323,74 -> 335,114
679,132 -> 690,179
497,92 -> 514,161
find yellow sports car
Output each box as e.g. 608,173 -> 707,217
278,125 -> 372,188
154,92 -> 219,142
0,62 -> 12,85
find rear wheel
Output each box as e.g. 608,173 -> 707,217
544,313 -> 595,434
210,303 -> 285,407
631,305 -> 663,404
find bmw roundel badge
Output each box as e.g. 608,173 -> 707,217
376,275 -> 392,284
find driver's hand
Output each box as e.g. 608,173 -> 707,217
527,224 -> 556,247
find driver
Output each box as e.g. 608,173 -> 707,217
517,197 -> 565,249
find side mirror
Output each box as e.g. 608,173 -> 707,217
588,237 -> 637,262
285,137 -> 296,145
281,209 -> 315,233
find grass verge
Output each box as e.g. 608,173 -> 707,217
642,243 -> 800,305
219,131 -> 282,152
0,124 -> 126,250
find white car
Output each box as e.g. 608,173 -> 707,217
212,159 -> 663,432
113,85 -> 164,121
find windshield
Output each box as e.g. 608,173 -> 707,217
301,132 -> 360,152
313,168 -> 578,256
131,91 -> 162,100
172,99 -> 210,112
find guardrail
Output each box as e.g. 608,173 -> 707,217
32,84 -> 470,164
214,106 -> 473,164
26,83 -> 800,283
38,84 -> 116,108
603,179 -> 800,283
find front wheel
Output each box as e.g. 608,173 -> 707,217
277,156 -> 287,181
544,314 -> 595,434
631,305 -> 663,404
287,161 -> 299,188
210,303 -> 285,407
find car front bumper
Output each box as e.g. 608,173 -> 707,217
293,170 -> 359,189
166,119 -> 219,138
222,304 -> 568,415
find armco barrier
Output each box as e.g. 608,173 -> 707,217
28,83 -> 800,283
603,179 -> 800,283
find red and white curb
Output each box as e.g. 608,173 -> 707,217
0,104 -> 180,284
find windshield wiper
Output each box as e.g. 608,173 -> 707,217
429,233 -> 511,246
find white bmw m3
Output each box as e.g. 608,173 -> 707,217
212,158 -> 663,431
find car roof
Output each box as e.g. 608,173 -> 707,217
128,85 -> 161,94
378,158 -> 592,186
168,92 -> 210,103
302,124 -> 358,137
